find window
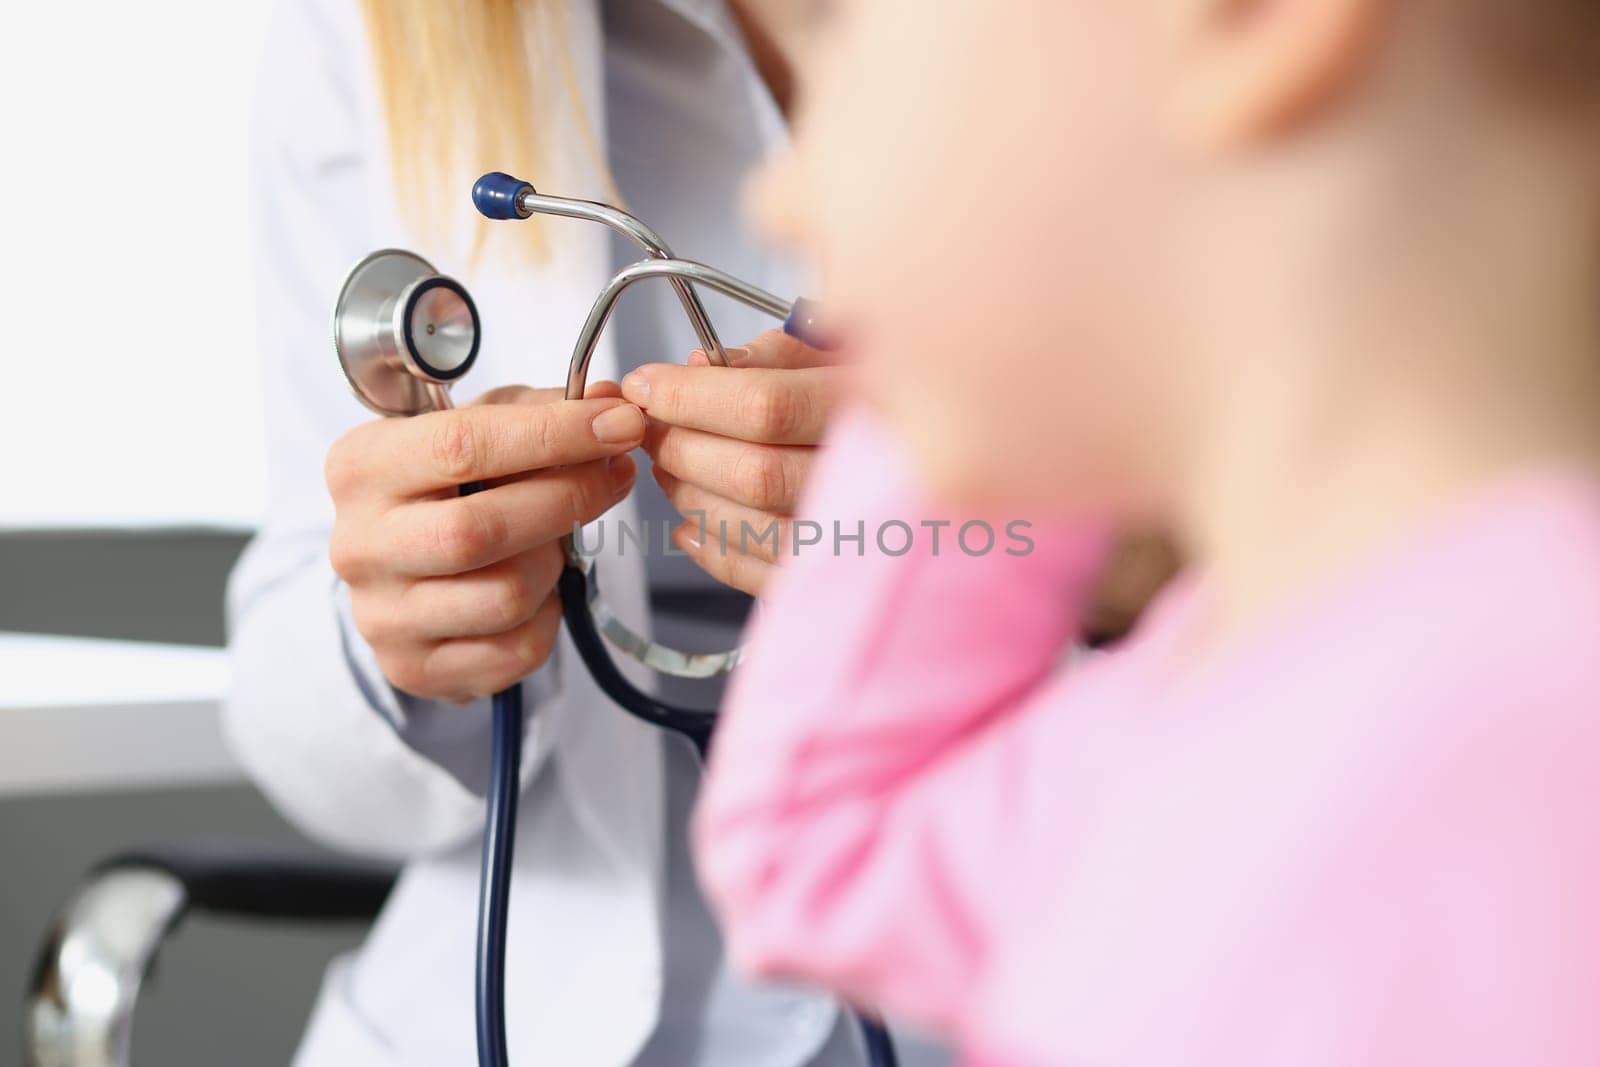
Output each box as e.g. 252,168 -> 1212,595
2,1 -> 273,529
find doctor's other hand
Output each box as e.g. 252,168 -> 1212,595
622,330 -> 847,596
324,386 -> 644,703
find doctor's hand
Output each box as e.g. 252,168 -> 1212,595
622,330 -> 847,596
324,386 -> 644,704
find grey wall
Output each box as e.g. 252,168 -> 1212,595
0,529 -> 247,645
2,529 -> 364,1065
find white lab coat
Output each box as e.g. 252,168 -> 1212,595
225,0 -> 876,1063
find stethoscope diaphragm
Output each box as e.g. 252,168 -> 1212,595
333,249 -> 481,416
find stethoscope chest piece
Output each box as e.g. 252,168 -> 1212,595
333,249 -> 481,416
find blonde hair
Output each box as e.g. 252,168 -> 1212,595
359,0 -> 610,261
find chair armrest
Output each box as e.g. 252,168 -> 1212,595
95,841 -> 397,920
24,842 -> 397,1067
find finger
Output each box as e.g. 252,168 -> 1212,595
330,399 -> 646,501
683,348 -> 762,368
471,384 -> 564,407
411,593 -> 565,702
671,517 -> 777,597
680,334 -> 838,371
385,547 -> 565,642
722,329 -> 839,370
652,467 -> 790,565
620,363 -> 841,445
480,382 -> 623,403
471,383 -> 621,489
644,421 -> 814,512
383,454 -> 636,577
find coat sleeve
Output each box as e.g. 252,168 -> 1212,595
692,407 -> 1112,1034
223,0 -> 565,860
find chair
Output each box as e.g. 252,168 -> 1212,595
24,841 -> 396,1067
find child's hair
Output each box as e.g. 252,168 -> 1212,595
1468,0 -> 1600,101
1077,5 -> 1600,649
1085,533 -> 1182,648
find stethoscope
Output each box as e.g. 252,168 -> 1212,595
331,172 -> 895,1067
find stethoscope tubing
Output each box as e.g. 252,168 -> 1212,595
461,174 -> 885,1067
450,477 -> 521,1067
557,565 -> 714,755
551,253 -> 820,736
548,253 -> 898,1065
476,685 -> 522,1067
555,566 -> 899,1067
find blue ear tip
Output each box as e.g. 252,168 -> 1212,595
784,297 -> 834,350
472,172 -> 534,220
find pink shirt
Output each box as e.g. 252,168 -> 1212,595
694,409 -> 1600,1066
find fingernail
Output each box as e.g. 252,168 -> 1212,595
676,521 -> 703,551
608,454 -> 635,495
687,350 -> 709,367
621,371 -> 650,403
592,404 -> 644,443
725,346 -> 752,368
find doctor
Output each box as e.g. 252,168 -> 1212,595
226,0 -> 937,1064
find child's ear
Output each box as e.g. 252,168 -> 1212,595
1169,0 -> 1384,150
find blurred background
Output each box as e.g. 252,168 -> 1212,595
1,3 -> 364,1063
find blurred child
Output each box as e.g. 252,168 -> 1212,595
693,1 -> 1600,1064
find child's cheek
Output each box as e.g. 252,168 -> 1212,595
854,353 -> 1011,510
